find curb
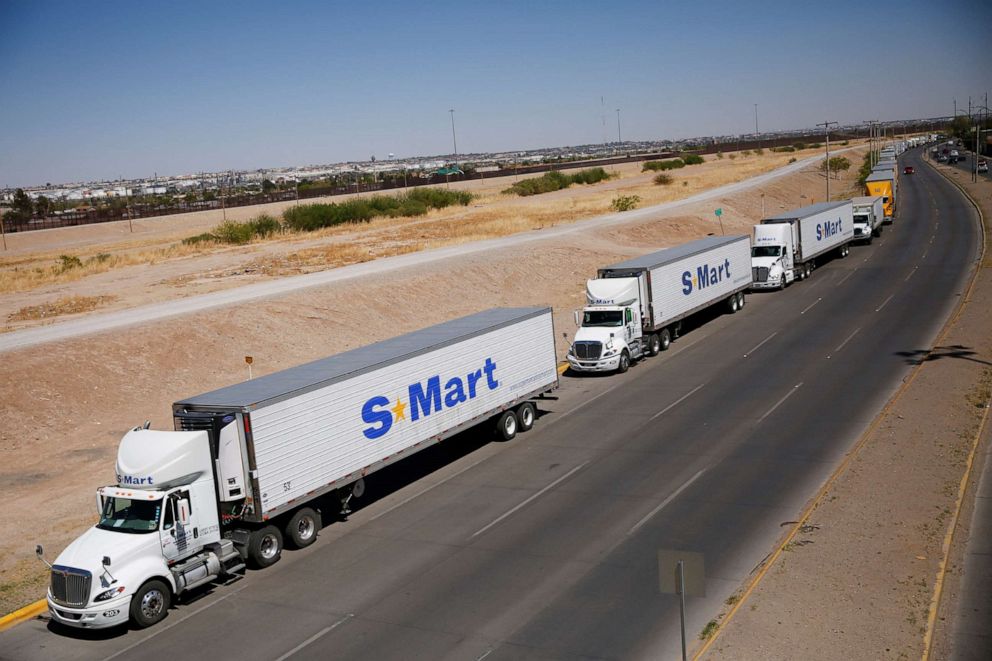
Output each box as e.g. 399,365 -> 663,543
0,599 -> 47,633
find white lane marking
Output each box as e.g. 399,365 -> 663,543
648,384 -> 706,421
800,298 -> 821,315
922,250 -> 928,260
837,269 -> 858,285
744,332 -> 778,358
875,293 -> 895,312
833,327 -> 861,353
905,266 -> 918,282
757,383 -> 803,423
470,462 -> 589,538
554,381 -> 626,424
103,583 -> 252,660
627,469 -> 707,536
275,614 -> 353,661
368,455 -> 490,522
476,649 -> 495,661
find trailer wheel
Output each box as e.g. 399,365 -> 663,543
617,351 -> 630,374
130,579 -> 170,628
659,329 -> 671,351
247,525 -> 283,569
728,294 -> 739,313
496,410 -> 518,441
647,334 -> 661,356
516,402 -> 536,432
285,507 -> 321,549
737,292 -> 746,308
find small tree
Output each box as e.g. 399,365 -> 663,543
262,179 -> 277,193
34,195 -> 52,217
821,156 -> 851,178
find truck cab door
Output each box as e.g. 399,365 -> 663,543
160,490 -> 201,563
625,306 -> 641,342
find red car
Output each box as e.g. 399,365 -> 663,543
904,166 -> 915,175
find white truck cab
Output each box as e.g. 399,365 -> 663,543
750,223 -> 796,290
567,277 -> 644,373
41,427 -> 242,629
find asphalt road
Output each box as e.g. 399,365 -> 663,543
0,146 -> 981,661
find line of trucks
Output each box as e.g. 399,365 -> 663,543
37,141 -> 916,631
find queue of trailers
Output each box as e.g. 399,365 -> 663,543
38,138 -> 923,632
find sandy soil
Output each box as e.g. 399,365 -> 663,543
0,148 -> 868,615
704,159 -> 992,660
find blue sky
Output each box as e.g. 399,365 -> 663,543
1,0 -> 989,187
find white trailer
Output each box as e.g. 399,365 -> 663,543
851,195 -> 884,243
751,201 -> 854,289
567,235 -> 752,373
39,308 -> 559,630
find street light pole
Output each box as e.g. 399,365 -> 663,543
616,108 -> 622,148
754,103 -> 758,146
449,109 -> 458,163
817,120 -> 838,201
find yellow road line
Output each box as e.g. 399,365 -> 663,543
695,156 -> 987,660
0,599 -> 47,632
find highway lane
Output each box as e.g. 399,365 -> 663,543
0,147 -> 981,661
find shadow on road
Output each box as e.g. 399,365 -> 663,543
894,344 -> 992,366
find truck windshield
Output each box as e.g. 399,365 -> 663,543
751,246 -> 781,258
583,310 -> 623,327
853,214 -> 869,224
97,496 -> 162,534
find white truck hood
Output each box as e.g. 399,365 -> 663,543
54,525 -> 161,579
751,256 -> 780,269
573,326 -> 622,346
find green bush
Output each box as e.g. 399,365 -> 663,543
683,154 -> 705,165
58,254 -> 83,271
182,233 -> 217,245
503,168 -> 611,196
771,146 -> 796,153
728,153 -> 737,160
213,220 -> 258,245
754,148 -> 764,155
283,189 -> 473,230
808,143 -> 822,149
654,173 -> 673,185
611,195 -> 641,212
642,159 -> 686,172
793,142 -> 806,150
789,157 -> 797,163
248,214 -> 281,237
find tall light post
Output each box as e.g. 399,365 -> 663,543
449,109 -> 458,164
616,108 -> 622,149
754,104 -> 759,147
817,120 -> 838,201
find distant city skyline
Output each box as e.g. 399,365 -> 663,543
1,0 -> 989,188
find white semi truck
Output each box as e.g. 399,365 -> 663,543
851,196 -> 884,244
750,201 -> 854,290
566,235 -> 752,373
38,307 -> 559,630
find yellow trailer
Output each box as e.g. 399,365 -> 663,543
865,171 -> 897,223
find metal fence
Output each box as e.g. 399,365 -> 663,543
2,126 -> 880,235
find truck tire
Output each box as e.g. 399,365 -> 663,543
617,351 -> 630,374
496,410 -> 518,441
737,292 -> 745,309
516,402 -> 536,432
660,328 -> 671,351
285,507 -> 321,549
247,525 -> 283,569
647,334 -> 661,356
728,294 -> 739,313
130,579 -> 170,628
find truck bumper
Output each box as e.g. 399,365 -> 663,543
566,355 -> 621,372
47,593 -> 131,629
750,280 -> 782,290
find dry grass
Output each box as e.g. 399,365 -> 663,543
8,294 -> 118,322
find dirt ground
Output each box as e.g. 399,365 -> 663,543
703,160 -> 992,660
0,147 -> 870,616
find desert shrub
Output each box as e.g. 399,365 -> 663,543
716,152 -> 724,159
789,157 -> 797,163
841,140 -> 849,146
182,232 -> 217,245
741,150 -> 752,157
754,148 -> 765,155
793,142 -> 807,150
808,142 -> 821,149
248,214 -> 281,237
682,181 -> 689,187
771,146 -> 796,153
611,195 -> 641,212
569,167 -> 611,185
653,173 -> 673,185
92,253 -> 112,263
58,255 -> 83,271
212,220 -> 258,245
683,154 -> 705,165
643,159 -> 685,172
728,153 -> 737,160
503,168 -> 610,196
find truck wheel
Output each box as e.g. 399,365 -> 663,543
516,402 -> 536,432
130,579 -> 170,628
617,351 -> 630,373
647,334 -> 661,356
660,329 -> 671,351
728,295 -> 739,313
247,525 -> 283,569
496,410 -> 518,441
737,292 -> 746,308
285,507 -> 321,549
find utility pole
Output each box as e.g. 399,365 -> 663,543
616,108 -> 622,148
754,103 -> 759,146
817,121 -> 838,201
449,109 -> 458,163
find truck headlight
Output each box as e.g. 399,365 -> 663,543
94,586 -> 126,602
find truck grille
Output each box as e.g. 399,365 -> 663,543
573,341 -> 602,360
752,267 -> 769,283
50,566 -> 91,608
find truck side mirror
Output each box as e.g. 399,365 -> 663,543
35,544 -> 43,558
573,311 -> 580,327
102,556 -> 111,567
